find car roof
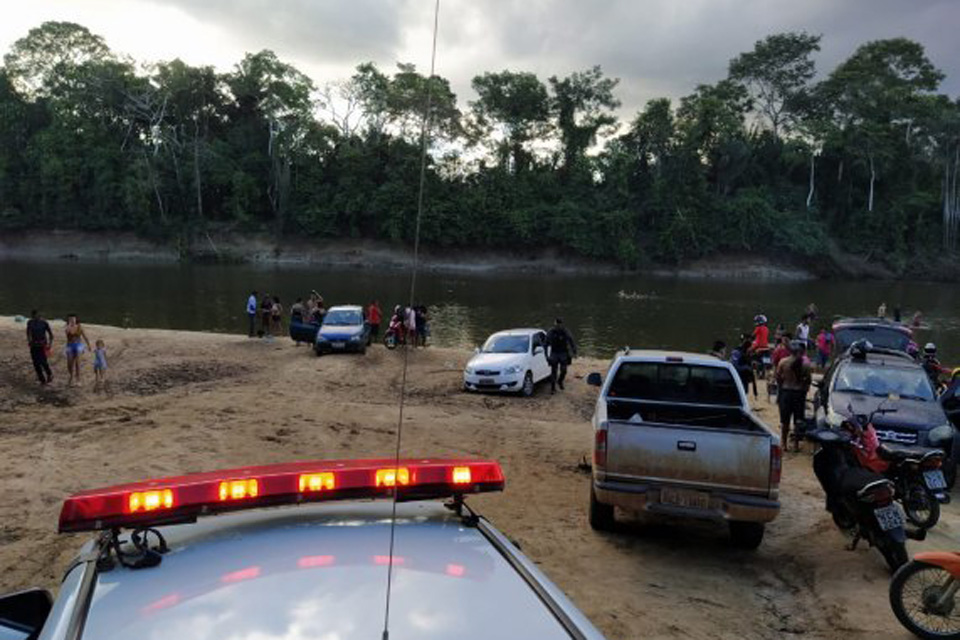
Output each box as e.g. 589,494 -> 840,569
327,305 -> 363,312
833,317 -> 912,334
616,349 -> 728,366
488,328 -> 543,338
80,501 -> 577,640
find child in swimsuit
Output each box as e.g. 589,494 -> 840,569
93,339 -> 108,387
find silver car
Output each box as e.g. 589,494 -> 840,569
0,458 -> 605,640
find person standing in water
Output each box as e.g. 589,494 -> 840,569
546,318 -> 577,394
26,309 -> 54,385
64,314 -> 91,387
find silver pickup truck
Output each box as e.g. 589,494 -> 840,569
587,350 -> 781,548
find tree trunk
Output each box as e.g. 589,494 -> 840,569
837,159 -> 843,184
806,152 -> 816,209
193,118 -> 203,220
868,154 -> 876,213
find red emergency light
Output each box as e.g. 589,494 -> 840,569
59,458 -> 505,533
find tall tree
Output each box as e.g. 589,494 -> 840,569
3,21 -> 112,98
470,70 -> 550,172
548,66 -> 620,178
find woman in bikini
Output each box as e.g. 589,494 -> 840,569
64,314 -> 92,387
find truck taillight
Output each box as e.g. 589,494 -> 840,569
594,423 -> 608,469
769,444 -> 782,486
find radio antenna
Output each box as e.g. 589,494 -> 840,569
382,1 -> 441,638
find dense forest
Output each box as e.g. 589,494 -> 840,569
1,22 -> 959,273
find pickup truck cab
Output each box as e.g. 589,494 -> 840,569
587,350 -> 781,549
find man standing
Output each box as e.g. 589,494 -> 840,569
26,309 -> 54,385
545,318 -> 577,394
775,340 -> 812,452
246,291 -> 258,337
367,300 -> 382,341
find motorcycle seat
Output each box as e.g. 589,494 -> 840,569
839,467 -> 889,497
877,444 -> 944,463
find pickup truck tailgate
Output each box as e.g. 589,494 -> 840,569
606,422 -> 772,495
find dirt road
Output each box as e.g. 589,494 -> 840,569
0,317 -> 952,639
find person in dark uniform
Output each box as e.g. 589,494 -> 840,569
26,309 -> 54,385
545,318 -> 577,394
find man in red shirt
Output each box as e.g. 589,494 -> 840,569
367,301 -> 382,340
751,314 -> 770,353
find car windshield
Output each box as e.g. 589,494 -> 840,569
482,335 -> 529,354
835,326 -> 911,352
323,310 -> 362,326
834,363 -> 935,401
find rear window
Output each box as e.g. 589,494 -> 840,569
835,326 -> 911,352
608,362 -> 742,405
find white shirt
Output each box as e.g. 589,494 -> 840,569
247,295 -> 257,315
796,322 -> 810,342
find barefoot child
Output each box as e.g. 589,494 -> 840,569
93,339 -> 108,387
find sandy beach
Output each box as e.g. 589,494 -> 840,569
0,316 -> 954,639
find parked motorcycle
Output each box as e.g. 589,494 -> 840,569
808,427 -> 912,572
890,551 -> 960,638
383,316 -> 404,350
840,407 -> 950,530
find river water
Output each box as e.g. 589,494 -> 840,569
1,261 -> 958,360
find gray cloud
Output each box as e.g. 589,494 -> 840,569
126,0 -> 960,113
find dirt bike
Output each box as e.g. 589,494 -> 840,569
383,317 -> 404,350
890,552 -> 960,638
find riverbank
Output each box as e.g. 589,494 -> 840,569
0,230 -> 824,280
0,317 -> 954,639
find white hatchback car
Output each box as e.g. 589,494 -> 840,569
463,329 -> 551,396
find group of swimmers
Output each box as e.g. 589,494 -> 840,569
25,310 -> 108,388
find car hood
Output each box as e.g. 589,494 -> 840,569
830,392 -> 949,431
468,353 -> 527,370
319,323 -> 364,339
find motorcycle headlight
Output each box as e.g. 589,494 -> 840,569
504,365 -> 523,375
826,407 -> 845,428
929,424 -> 955,447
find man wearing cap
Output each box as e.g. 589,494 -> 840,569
545,318 -> 577,394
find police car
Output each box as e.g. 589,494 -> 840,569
0,459 -> 606,640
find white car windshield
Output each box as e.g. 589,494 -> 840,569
834,363 -> 935,401
482,335 -> 529,354
323,310 -> 362,326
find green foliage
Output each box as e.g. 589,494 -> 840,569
0,22 -> 958,274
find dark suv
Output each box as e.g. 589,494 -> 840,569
815,349 -> 958,486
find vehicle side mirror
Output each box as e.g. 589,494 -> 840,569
534,346 -> 544,355
0,589 -> 53,640
474,347 -> 480,355
586,372 -> 602,387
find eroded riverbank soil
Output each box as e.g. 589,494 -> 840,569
0,317 -> 950,639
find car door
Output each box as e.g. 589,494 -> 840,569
532,332 -> 550,381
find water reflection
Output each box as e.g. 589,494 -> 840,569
0,261 -> 957,360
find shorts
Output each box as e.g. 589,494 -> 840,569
65,342 -> 85,357
778,388 -> 805,427
816,350 -> 829,367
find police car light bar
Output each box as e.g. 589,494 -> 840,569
58,458 -> 505,533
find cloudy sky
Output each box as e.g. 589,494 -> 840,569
2,0 -> 958,117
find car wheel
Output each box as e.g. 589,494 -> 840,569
520,372 -> 534,397
315,346 -> 323,357
729,521 -> 765,549
589,486 -> 615,531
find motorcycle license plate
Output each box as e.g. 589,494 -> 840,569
762,356 -> 771,365
661,488 -> 710,510
874,504 -> 905,532
924,470 -> 948,490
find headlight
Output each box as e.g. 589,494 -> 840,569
504,365 -> 523,375
317,335 -> 329,343
464,367 -> 474,375
929,424 -> 955,447
826,407 -> 845,428
349,335 -> 362,342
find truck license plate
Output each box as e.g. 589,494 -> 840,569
874,504 -> 905,531
924,470 -> 947,490
661,488 -> 710,510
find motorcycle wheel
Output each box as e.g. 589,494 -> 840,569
879,538 -> 910,573
384,333 -> 397,350
905,485 -> 942,530
890,560 -> 960,639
